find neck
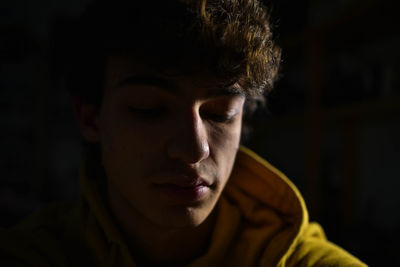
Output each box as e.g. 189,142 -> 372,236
107,183 -> 217,266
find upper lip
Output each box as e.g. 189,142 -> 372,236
153,169 -> 211,188
170,178 -> 207,188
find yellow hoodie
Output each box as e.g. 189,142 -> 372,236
0,147 -> 367,266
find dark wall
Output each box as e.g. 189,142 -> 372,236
246,1 -> 400,266
1,0 -> 399,265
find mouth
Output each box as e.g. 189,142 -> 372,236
153,177 -> 211,202
167,177 -> 210,187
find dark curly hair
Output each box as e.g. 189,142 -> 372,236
54,0 -> 280,138
56,0 -> 280,99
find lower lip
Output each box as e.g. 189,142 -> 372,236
155,184 -> 210,202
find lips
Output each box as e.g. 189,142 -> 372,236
153,165 -> 212,186
151,164 -> 214,202
165,177 -> 209,187
152,171 -> 212,202
154,183 -> 210,202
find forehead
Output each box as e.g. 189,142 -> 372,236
104,55 -> 243,97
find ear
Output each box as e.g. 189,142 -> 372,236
72,97 -> 101,142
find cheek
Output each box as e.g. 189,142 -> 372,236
98,106 -> 169,181
207,118 -> 243,178
208,117 -> 242,150
100,123 -> 166,166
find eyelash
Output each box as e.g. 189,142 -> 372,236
204,113 -> 235,123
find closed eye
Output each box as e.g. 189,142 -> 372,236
203,112 -> 237,123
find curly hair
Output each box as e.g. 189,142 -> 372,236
194,0 -> 281,97
55,0 -> 280,106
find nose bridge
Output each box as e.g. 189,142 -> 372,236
167,104 -> 210,164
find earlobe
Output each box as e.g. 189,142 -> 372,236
72,97 -> 101,142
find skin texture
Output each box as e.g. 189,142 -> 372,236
75,56 -> 245,265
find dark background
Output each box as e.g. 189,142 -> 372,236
1,0 -> 399,265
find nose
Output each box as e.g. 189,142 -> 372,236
167,108 -> 210,164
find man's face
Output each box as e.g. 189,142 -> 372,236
94,56 -> 245,228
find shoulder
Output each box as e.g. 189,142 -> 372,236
285,222 -> 368,267
0,201 -> 93,266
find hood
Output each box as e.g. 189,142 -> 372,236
79,146 -> 309,267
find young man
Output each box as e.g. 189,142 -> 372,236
1,0 -> 367,266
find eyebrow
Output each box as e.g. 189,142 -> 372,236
116,75 -> 178,93
115,75 -> 245,97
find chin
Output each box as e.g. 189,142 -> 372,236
153,204 -> 214,229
